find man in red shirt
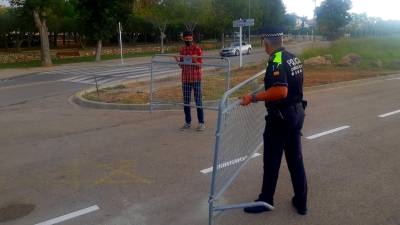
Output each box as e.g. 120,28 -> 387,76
176,31 -> 205,131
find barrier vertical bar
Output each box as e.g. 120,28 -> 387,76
226,58 -> 231,90
208,97 -> 227,225
149,58 -> 154,112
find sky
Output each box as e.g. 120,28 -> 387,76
283,0 -> 400,21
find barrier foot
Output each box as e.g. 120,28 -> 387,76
214,201 -> 274,212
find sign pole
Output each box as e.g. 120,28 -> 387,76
248,0 -> 251,44
233,18 -> 254,69
119,22 -> 124,65
239,25 -> 243,68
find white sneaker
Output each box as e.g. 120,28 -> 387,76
180,123 -> 191,130
196,123 -> 205,131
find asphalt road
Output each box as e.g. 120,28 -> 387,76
2,41 -> 400,225
0,71 -> 399,225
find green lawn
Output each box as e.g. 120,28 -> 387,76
300,36 -> 400,70
0,51 -> 158,69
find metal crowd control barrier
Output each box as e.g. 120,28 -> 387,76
208,69 -> 274,225
150,54 -> 231,111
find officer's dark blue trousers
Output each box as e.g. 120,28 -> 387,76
182,81 -> 204,124
259,103 -> 307,208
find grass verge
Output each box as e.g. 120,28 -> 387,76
300,36 -> 400,70
0,51 -> 160,69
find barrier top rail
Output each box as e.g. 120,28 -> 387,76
219,69 -> 266,111
151,54 -> 231,68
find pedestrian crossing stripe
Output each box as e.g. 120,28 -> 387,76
56,66 -> 180,85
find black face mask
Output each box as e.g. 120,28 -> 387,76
185,41 -> 192,46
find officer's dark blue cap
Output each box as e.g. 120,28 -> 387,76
260,26 -> 284,38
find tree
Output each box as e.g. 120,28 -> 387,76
10,0 -> 64,66
0,7 -> 12,49
7,8 -> 36,51
283,13 -> 298,32
76,0 -> 131,61
211,0 -> 247,47
167,0 -> 211,32
137,0 -> 171,53
48,0 -> 78,48
316,0 -> 352,40
258,0 -> 286,27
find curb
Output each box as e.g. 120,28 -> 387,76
73,86 -> 219,111
73,87 -> 150,111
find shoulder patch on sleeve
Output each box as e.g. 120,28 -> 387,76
273,51 -> 283,66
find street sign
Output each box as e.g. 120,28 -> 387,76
233,19 -> 255,68
233,18 -> 255,28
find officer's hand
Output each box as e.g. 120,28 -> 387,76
240,95 -> 252,106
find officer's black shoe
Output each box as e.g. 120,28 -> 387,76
291,197 -> 307,215
243,200 -> 273,214
243,205 -> 272,214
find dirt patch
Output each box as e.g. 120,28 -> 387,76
0,203 -> 35,223
83,64 -> 265,104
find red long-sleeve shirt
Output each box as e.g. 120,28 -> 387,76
179,44 -> 203,82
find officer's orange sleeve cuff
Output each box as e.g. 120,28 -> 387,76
255,86 -> 288,102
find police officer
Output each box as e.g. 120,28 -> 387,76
240,27 -> 308,215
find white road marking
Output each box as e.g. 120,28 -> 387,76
68,76 -> 91,83
306,126 -> 350,140
386,77 -> 400,81
96,77 -> 117,84
378,109 -> 400,118
95,68 -> 140,76
59,76 -> 81,82
201,152 -> 262,174
55,64 -> 180,84
34,205 -> 100,225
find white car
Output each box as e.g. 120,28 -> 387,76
220,42 -> 252,57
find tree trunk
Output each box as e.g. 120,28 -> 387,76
78,34 -> 86,49
1,34 -> 7,49
63,33 -> 66,46
160,33 -> 164,53
159,24 -> 166,54
15,33 -> 24,52
17,39 -> 24,52
221,32 -> 225,48
185,22 -> 197,32
95,39 -> 102,61
53,32 -> 57,48
27,33 -> 33,48
33,10 -> 52,66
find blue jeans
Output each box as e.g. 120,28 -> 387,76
182,81 -> 204,124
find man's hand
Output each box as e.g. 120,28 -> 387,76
173,56 -> 180,62
240,95 -> 253,106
